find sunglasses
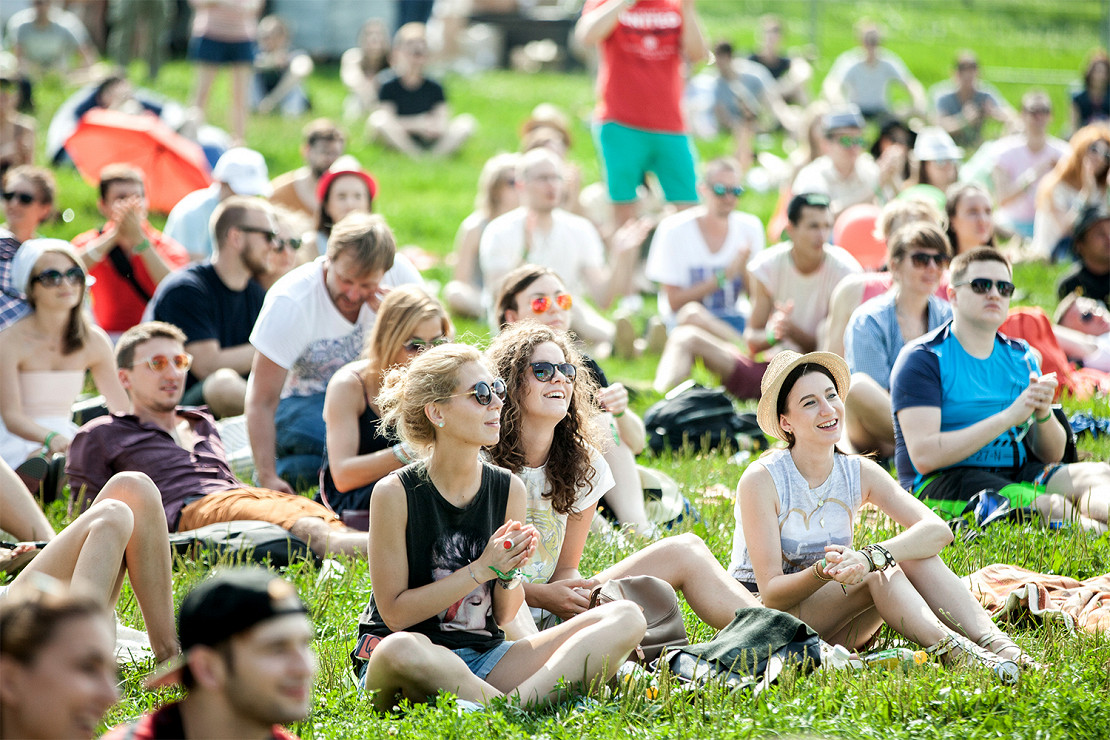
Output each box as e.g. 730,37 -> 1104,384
131,353 -> 193,373
31,267 -> 84,287
441,378 -> 507,406
2,191 -> 36,205
277,236 -> 301,252
530,293 -> 572,314
837,135 -> 866,148
402,336 -> 448,353
237,225 -> 279,244
710,183 -> 744,197
908,252 -> 949,268
530,361 -> 577,383
954,278 -> 1015,297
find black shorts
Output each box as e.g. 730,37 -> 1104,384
916,461 -> 1063,517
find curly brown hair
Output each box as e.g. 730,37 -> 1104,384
485,322 -> 601,515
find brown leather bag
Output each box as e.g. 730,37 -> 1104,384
589,575 -> 688,664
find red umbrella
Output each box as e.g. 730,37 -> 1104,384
65,109 -> 213,214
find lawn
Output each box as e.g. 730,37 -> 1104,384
14,1 -> 1110,738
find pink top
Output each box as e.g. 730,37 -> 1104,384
189,0 -> 261,42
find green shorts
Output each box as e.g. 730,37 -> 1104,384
593,121 -> 698,204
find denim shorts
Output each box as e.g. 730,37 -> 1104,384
189,36 -> 257,65
452,640 -> 514,681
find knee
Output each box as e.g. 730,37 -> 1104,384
660,532 -> 712,565
85,498 -> 135,541
100,471 -> 161,511
667,325 -> 699,353
675,303 -> 708,327
372,633 -> 435,676
605,600 -> 648,646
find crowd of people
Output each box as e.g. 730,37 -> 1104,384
1,1 -> 1109,737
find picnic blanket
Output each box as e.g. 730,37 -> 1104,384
962,563 -> 1110,634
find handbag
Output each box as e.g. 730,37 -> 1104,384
589,575 -> 688,664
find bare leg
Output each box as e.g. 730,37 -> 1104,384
192,63 -> 219,112
0,459 -> 54,541
653,325 -> 743,393
843,373 -> 896,458
599,441 -> 651,534
485,600 -> 645,706
201,368 -> 248,419
290,517 -> 369,558
367,109 -> 423,157
430,114 -> 476,157
612,201 -> 638,231
443,281 -> 483,319
676,302 -> 745,345
1045,462 -> 1110,531
569,300 -> 615,347
229,63 -> 251,144
593,533 -> 760,629
364,632 -> 504,712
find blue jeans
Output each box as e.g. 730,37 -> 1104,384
274,393 -> 326,490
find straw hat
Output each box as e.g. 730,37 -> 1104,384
756,351 -> 851,441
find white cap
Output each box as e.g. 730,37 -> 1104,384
212,147 -> 272,197
913,127 -> 964,162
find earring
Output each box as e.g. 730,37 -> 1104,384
437,421 -> 445,428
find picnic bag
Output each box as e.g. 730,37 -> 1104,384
643,383 -> 762,455
589,575 -> 688,663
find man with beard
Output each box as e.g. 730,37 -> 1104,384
147,197 -> 282,418
268,120 -> 346,219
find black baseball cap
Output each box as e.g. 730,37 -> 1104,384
146,568 -> 307,688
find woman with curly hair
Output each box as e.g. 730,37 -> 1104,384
355,343 -> 644,710
1033,123 -> 1110,260
486,322 -> 761,636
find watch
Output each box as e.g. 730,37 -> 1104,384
863,544 -> 893,571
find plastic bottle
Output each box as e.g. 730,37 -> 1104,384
863,648 -> 930,670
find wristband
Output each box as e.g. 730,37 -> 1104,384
133,239 -> 151,254
488,565 -> 517,581
765,327 -> 778,347
1035,412 -> 1053,424
612,410 -> 625,417
42,431 -> 58,452
812,560 -> 833,582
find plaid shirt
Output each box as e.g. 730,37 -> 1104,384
0,232 -> 31,331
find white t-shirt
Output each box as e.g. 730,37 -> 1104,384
792,155 -> 880,217
249,255 -> 422,398
518,448 -> 613,587
644,208 -> 765,323
825,48 -> 914,115
478,207 -> 606,298
747,242 -> 862,354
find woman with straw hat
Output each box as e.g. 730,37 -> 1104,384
728,350 -> 1037,678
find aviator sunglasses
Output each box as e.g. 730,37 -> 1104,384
530,362 -> 576,383
953,278 -> 1015,298
31,267 -> 84,287
130,353 -> 194,373
441,378 -> 507,406
530,293 -> 572,314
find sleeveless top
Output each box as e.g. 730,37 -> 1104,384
729,449 -> 862,584
354,461 -> 511,665
318,369 -> 391,512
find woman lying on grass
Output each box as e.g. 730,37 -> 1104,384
355,344 -> 645,711
486,322 -> 762,636
729,350 -> 1039,679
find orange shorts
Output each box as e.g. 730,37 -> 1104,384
177,488 -> 346,532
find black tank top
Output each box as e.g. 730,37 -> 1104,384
354,461 -> 511,662
319,369 -> 391,512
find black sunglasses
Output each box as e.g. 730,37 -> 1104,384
2,191 -> 36,205
277,236 -> 302,252
403,336 -> 448,353
237,225 -> 279,243
442,378 -> 507,406
32,267 -> 84,287
954,278 -> 1015,297
530,362 -> 576,383
710,183 -> 744,197
908,252 -> 949,268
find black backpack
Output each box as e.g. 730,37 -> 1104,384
643,383 -> 763,455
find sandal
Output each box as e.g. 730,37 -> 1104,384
976,631 -> 1043,670
925,633 -> 1021,684
14,454 -> 49,484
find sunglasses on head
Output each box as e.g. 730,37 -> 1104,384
402,336 -> 448,353
32,267 -> 84,287
131,353 -> 193,373
954,278 -> 1015,297
908,252 -> 948,268
837,135 -> 866,148
710,183 -> 744,197
530,361 -> 576,383
530,293 -> 572,314
2,191 -> 36,205
442,378 -> 507,406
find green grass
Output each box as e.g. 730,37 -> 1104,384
14,1 -> 1110,738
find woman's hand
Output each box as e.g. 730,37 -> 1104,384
531,578 -> 600,619
597,382 -> 629,417
822,545 -> 870,585
47,433 -> 70,455
476,520 -> 539,578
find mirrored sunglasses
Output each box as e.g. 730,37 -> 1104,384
531,293 -> 573,313
710,183 -> 744,197
442,378 -> 507,406
954,278 -> 1015,297
403,336 -> 449,353
908,252 -> 948,268
132,353 -> 193,373
837,135 -> 866,148
530,362 -> 576,383
31,267 -> 85,287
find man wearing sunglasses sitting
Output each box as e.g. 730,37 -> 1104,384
791,106 -> 880,219
66,321 -> 369,559
146,197 -> 283,419
891,247 -> 1110,530
71,165 -> 190,339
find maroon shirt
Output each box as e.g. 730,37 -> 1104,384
67,408 -> 241,530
